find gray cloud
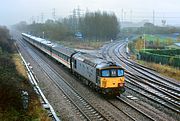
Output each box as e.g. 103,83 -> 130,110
0,0 -> 180,25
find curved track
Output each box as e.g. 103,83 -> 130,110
100,40 -> 180,118
13,31 -> 179,121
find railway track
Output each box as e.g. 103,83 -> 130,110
115,42 -> 179,94
100,41 -> 180,119
14,31 -> 179,121
29,40 -> 160,121
32,55 -> 109,121
18,33 -> 154,121
127,72 -> 180,103
116,43 -> 180,91
114,44 -> 180,107
125,74 -> 180,113
14,32 -> 163,121
16,36 -> 113,121
107,97 -> 157,121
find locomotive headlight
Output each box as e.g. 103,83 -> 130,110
118,83 -> 124,87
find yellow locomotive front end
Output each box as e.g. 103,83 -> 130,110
98,67 -> 125,95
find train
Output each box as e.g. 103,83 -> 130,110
22,33 -> 125,96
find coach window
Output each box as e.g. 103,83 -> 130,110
66,56 -> 68,61
74,60 -> 77,68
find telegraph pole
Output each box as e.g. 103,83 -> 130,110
32,16 -> 35,24
153,10 -> 155,25
41,13 -> 44,23
130,9 -> 132,22
124,11 -> 126,22
73,9 -> 77,32
143,34 -> 146,51
42,32 -> 45,39
52,8 -> 56,21
121,9 -> 124,24
72,6 -> 83,32
76,6 -> 81,32
36,16 -> 39,23
76,6 -> 81,20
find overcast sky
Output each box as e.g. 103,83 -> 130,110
1,0 -> 180,26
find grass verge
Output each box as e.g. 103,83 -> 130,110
58,40 -> 107,49
138,60 -> 180,81
0,52 -> 50,121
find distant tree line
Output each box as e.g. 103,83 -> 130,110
14,11 -> 119,41
74,11 -> 119,41
14,20 -> 70,41
122,22 -> 180,35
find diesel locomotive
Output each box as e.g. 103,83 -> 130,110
22,33 -> 125,95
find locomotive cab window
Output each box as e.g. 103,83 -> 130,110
111,69 -> 117,77
118,69 -> 124,77
101,70 -> 110,77
101,69 -> 124,77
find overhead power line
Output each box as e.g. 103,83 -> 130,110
52,8 -> 56,20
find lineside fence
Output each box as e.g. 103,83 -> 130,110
139,49 -> 180,67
